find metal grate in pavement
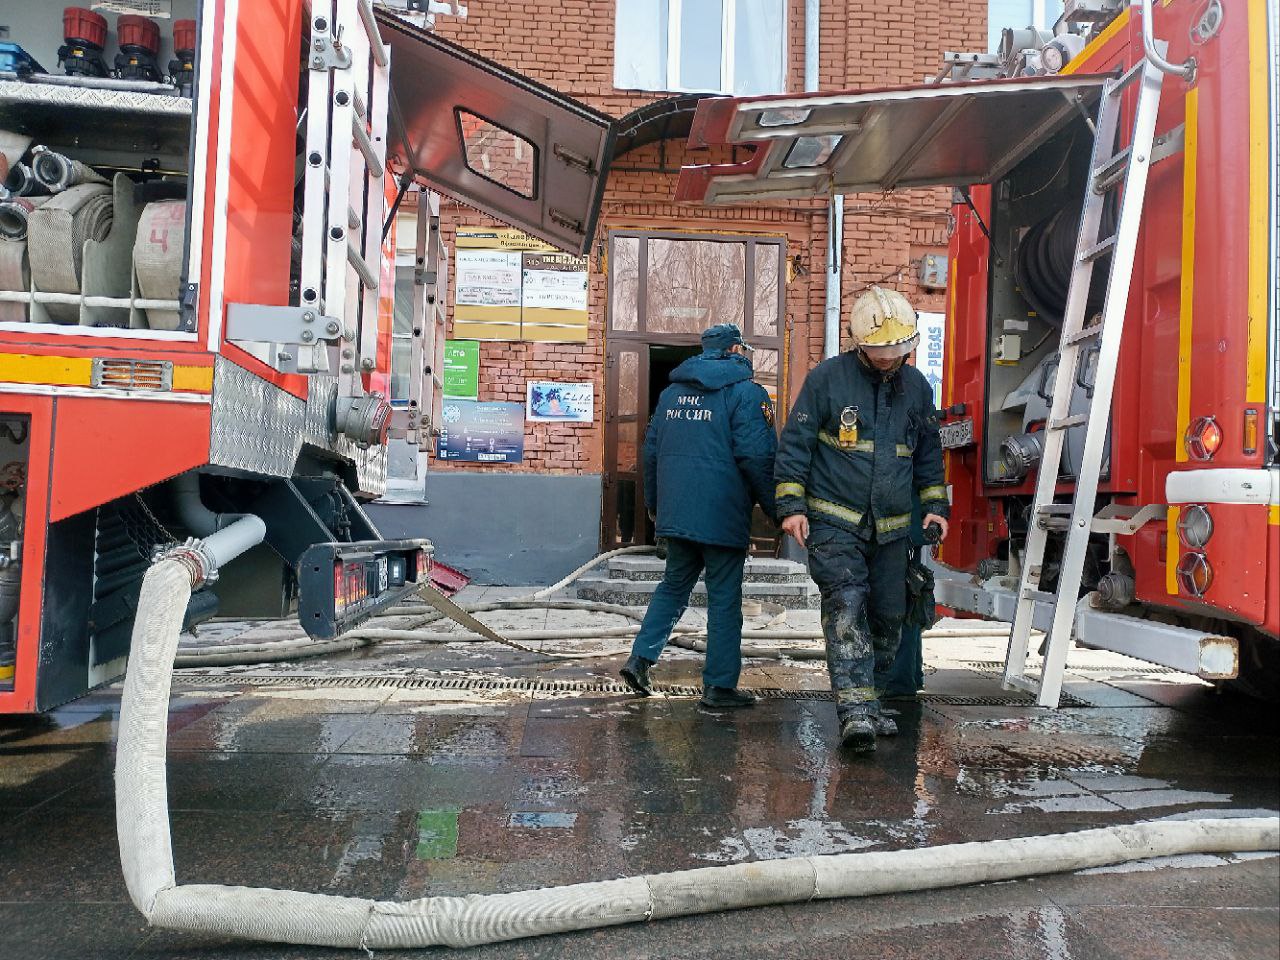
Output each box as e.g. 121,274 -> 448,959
171,671 -> 1084,706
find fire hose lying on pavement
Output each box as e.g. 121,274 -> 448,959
117,526 -> 1280,950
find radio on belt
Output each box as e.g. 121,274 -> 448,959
298,539 -> 433,640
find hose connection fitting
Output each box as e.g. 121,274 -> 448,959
152,538 -> 218,588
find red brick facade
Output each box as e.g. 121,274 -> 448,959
430,1 -> 986,476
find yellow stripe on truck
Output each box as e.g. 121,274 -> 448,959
1176,87 -> 1198,462
1060,6 -> 1131,75
1246,0 -> 1270,402
0,353 -> 93,386
0,353 -> 212,393
1166,506 -> 1181,595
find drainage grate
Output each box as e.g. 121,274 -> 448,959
171,671 -> 1083,706
961,659 -> 1180,676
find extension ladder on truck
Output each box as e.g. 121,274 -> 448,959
1002,55 -> 1166,708
297,0 -> 390,384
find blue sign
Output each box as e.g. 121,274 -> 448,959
437,400 -> 525,463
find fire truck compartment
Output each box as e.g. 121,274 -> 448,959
0,1 -> 200,335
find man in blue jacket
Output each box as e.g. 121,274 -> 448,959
619,323 -> 777,709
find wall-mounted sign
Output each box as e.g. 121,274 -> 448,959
526,381 -> 594,423
453,229 -> 588,343
442,340 -> 479,399
437,400 -> 524,463
916,311 -> 946,408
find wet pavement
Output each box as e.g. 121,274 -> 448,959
1,587 -> 1277,959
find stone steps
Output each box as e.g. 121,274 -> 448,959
607,556 -> 810,584
576,557 -> 820,609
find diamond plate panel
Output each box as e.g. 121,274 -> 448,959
209,358 -> 387,495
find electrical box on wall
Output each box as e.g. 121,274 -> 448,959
918,253 -> 948,290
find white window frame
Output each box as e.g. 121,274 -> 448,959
616,0 -> 787,96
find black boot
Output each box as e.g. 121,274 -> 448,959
839,715 -> 877,753
699,686 -> 756,709
620,656 -> 654,696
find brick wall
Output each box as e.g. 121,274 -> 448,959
429,0 -> 985,476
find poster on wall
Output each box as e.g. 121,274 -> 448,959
442,340 -> 479,399
916,311 -> 946,409
526,381 -> 594,423
453,229 -> 589,343
522,253 -> 588,311
454,250 -> 522,307
437,400 -> 525,463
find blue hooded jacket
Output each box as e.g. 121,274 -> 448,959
643,351 -> 778,549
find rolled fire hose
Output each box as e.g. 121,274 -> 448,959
0,130 -> 32,178
2,162 -> 43,198
118,542 -> 1280,949
0,239 -> 29,324
30,145 -> 108,192
133,200 -> 186,330
27,182 -> 112,323
0,195 -> 50,240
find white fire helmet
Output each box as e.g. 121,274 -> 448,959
848,286 -> 919,359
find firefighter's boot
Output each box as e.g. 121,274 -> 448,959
620,656 -> 654,697
871,713 -> 899,737
839,716 -> 877,753
700,686 -> 756,709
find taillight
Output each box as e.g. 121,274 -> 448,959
1183,416 -> 1222,461
1176,504 -> 1213,549
334,561 -> 345,613
1242,409 -> 1258,456
1176,551 -> 1213,597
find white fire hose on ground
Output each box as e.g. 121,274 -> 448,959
119,527 -> 1279,949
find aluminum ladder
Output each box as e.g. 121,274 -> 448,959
1002,56 -> 1166,708
299,0 -> 391,382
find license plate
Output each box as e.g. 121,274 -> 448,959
939,418 -> 975,449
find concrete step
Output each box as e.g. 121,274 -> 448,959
608,555 -> 810,584
575,576 -> 820,609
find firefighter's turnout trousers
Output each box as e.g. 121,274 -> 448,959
806,523 -> 909,721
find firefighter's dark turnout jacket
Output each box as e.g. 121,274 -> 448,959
774,351 -> 948,541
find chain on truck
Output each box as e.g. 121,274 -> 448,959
0,0 -> 615,712
677,0 -> 1279,703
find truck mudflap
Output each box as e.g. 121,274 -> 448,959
298,539 -> 432,640
931,563 -> 1238,681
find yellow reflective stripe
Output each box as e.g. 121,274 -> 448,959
0,353 -> 93,386
1176,86 -> 1198,461
1060,5 -> 1130,75
818,430 -> 873,453
1269,504 -> 1280,526
896,444 -> 912,457
1166,506 -> 1180,595
806,496 -> 864,526
172,365 -> 214,392
776,482 -> 806,499
1246,0 -> 1269,401
918,485 -> 947,502
875,513 -> 912,534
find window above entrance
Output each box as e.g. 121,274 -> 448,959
613,0 -> 787,97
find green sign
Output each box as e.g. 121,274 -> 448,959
442,340 -> 479,399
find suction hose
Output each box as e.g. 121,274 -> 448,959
120,522 -> 1279,947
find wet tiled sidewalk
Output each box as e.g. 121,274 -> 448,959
1,589 -> 1277,959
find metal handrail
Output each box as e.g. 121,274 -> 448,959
1140,0 -> 1196,81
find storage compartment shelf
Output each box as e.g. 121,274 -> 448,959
0,77 -> 190,166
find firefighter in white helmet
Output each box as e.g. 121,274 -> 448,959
774,286 -> 949,753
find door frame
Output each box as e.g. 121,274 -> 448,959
602,229 -> 787,549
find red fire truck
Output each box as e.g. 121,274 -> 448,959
0,0 -> 614,712
679,0 -> 1278,702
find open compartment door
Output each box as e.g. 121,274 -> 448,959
676,74 -> 1109,204
376,10 -> 615,254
